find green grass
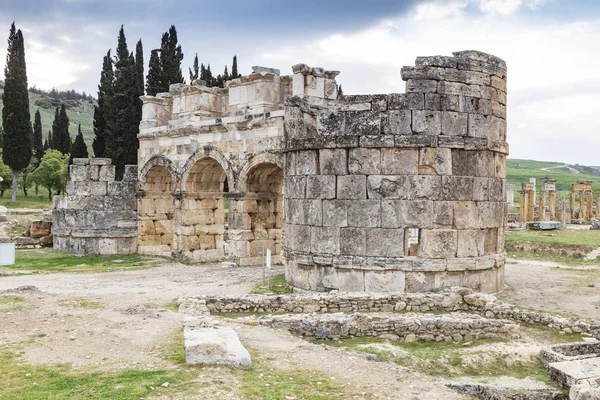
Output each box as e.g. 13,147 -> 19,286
57,298 -> 105,309
161,298 -> 180,312
506,230 -> 600,247
0,350 -> 198,400
6,249 -> 160,273
318,337 -> 550,382
250,274 -> 292,295
0,189 -> 53,209
0,295 -> 26,312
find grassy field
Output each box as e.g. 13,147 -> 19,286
507,158 -> 600,199
0,91 -> 95,151
5,249 -> 161,273
0,187 -> 53,209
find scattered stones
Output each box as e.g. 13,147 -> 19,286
527,221 -> 562,230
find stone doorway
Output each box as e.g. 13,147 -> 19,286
138,165 -> 174,256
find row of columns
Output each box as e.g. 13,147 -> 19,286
570,180 -> 594,221
519,180 -> 557,223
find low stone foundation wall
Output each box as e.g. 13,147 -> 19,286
243,312 -> 520,341
179,288 -> 600,336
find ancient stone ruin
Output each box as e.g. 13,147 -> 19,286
53,50 -> 508,293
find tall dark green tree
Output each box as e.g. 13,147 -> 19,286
107,26 -> 140,179
69,124 -> 88,165
93,50 -> 114,157
2,22 -> 33,202
231,55 -> 240,78
160,25 -> 184,87
51,103 -> 71,155
135,40 -> 144,97
0,126 -> 4,148
32,109 -> 44,164
189,53 -> 199,82
43,136 -> 49,151
145,49 -> 162,96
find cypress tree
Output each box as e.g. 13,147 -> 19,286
0,126 -> 4,148
135,39 -> 144,97
231,55 -> 240,78
337,85 -> 343,97
50,107 -> 59,150
2,22 -> 33,202
54,103 -> 71,154
205,64 -> 213,87
145,49 -> 162,96
162,25 -> 184,86
189,53 -> 199,83
200,63 -> 206,81
43,136 -> 49,151
93,50 -> 113,157
69,124 -> 88,164
46,130 -> 52,151
32,109 -> 43,164
109,27 -> 139,179
223,65 -> 229,82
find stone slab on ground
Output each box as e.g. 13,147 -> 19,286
570,378 -> 600,400
184,319 -> 251,369
591,220 -> 600,231
446,377 -> 567,399
527,221 -> 562,230
549,357 -> 600,389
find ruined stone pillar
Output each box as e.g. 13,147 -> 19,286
538,190 -> 547,221
557,198 -> 568,229
519,190 -> 528,223
586,190 -> 593,220
225,192 -> 252,264
580,190 -> 586,221
549,190 -> 556,221
570,190 -> 576,220
527,189 -> 535,222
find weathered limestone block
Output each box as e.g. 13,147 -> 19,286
381,148 -> 418,175
340,227 -> 366,255
306,175 -> 336,199
322,200 -> 348,227
184,323 -> 251,369
381,200 -> 433,228
412,110 -> 441,135
348,148 -> 381,175
382,110 -> 411,135
337,175 -> 367,199
418,148 -> 451,176
441,111 -> 468,136
319,149 -> 347,175
347,200 -> 381,228
366,228 -> 404,257
419,229 -> 458,258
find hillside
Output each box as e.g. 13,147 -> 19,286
507,158 -> 600,194
0,84 -> 96,151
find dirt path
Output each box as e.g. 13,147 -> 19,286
502,260 -> 600,319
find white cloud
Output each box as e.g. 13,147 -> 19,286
258,4 -> 600,165
476,0 -> 522,15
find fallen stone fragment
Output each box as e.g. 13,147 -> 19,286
184,322 -> 251,369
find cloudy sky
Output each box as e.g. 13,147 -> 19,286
0,0 -> 599,164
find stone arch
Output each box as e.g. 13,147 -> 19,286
239,154 -> 284,264
138,164 -> 175,256
139,155 -> 178,187
181,146 -> 234,193
238,152 -> 283,194
178,152 -> 229,263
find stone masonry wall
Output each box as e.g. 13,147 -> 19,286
52,158 -> 138,255
283,50 -> 508,293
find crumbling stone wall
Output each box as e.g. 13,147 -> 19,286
283,51 -> 508,293
52,158 -> 138,254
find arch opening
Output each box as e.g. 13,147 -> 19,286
138,165 -> 174,255
180,157 -> 228,262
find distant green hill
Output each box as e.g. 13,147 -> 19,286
0,86 -> 96,153
507,159 -> 600,194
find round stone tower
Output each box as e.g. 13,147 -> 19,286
283,50 -> 507,293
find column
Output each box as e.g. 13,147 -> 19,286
527,188 -> 535,222
570,190 -> 576,220
586,190 -> 593,220
538,190 -> 547,221
519,190 -> 528,222
580,190 -> 586,221
549,190 -> 556,221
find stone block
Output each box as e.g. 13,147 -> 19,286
336,269 -> 365,291
473,177 -> 490,201
72,158 -> 89,165
359,135 -> 395,148
440,94 -> 460,112
348,148 -> 381,175
364,271 -> 406,292
454,201 -> 479,229
287,224 -> 311,252
433,201 -> 454,227
418,148 -> 451,176
381,200 -> 433,228
382,110 -> 411,135
345,111 -> 380,136
184,324 -> 251,369
407,175 -> 443,200
87,165 -> 100,181
437,81 -> 481,98
366,228 -> 404,257
319,149 -> 347,175
347,200 -> 381,228
394,135 -> 437,148
381,148 -> 418,175
340,227 -> 366,255
70,165 -> 88,182
526,221 -> 562,230
412,110 -> 441,135
296,150 -> 318,175
90,158 -> 112,165
406,79 -> 438,93
478,202 -> 503,229
424,93 -> 441,110
337,175 -> 366,200
388,93 -> 424,110
405,272 -> 435,292
457,230 -> 484,257
442,176 -> 474,201
483,228 -> 499,254
306,175 -> 336,199
317,110 -> 345,136
419,229 -> 458,258
310,226 -> 340,254
461,96 -> 491,115
98,238 -> 118,255
284,176 -> 306,199
99,165 -> 116,181
89,182 -> 107,196
367,175 -> 409,199
322,200 -> 347,227
27,220 -> 52,238
441,111 -> 468,136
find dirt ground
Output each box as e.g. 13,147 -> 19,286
0,259 -> 598,399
